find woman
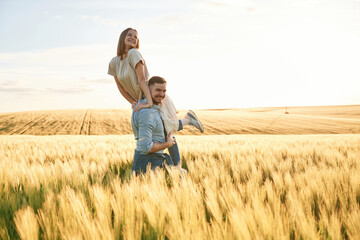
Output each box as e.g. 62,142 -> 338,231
108,27 -> 203,166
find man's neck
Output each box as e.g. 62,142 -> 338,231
141,98 -> 159,107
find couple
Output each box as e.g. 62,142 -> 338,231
108,28 -> 204,174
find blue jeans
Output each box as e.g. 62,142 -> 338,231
168,142 -> 181,166
132,150 -> 174,174
167,120 -> 183,166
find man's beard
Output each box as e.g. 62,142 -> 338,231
152,97 -> 164,105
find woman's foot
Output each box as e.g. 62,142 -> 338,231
186,110 -> 204,133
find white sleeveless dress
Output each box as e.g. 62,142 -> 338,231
108,48 -> 179,133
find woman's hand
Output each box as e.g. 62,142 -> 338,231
131,101 -> 138,109
134,102 -> 152,112
166,132 -> 175,148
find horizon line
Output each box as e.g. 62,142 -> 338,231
1,103 -> 359,114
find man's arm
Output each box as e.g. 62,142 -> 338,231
137,110 -> 175,154
148,132 -> 175,153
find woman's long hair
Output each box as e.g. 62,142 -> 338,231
117,28 -> 139,57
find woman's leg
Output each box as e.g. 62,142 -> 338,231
180,110 -> 204,133
168,142 -> 187,176
166,120 -> 182,166
168,141 -> 181,166
178,119 -> 183,131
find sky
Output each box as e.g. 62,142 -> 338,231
0,0 -> 360,113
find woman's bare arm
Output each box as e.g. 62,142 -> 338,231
134,62 -> 153,111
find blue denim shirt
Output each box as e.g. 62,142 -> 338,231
131,98 -> 166,155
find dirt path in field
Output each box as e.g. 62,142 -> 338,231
79,110 -> 89,135
10,114 -> 49,135
78,109 -> 93,135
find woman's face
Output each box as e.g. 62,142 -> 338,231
124,29 -> 138,50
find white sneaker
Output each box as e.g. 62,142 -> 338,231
186,110 -> 204,133
180,168 -> 188,178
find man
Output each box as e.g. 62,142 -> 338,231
131,76 -> 202,174
131,76 -> 176,174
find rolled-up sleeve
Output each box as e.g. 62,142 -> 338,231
137,110 -> 156,155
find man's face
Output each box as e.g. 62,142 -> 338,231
149,83 -> 166,105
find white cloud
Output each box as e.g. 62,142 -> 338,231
0,44 -> 114,90
79,15 -> 100,22
65,0 -> 196,10
79,78 -> 113,84
0,81 -> 17,87
76,14 -> 139,28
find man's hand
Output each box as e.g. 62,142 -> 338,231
148,132 -> 176,153
134,102 -> 152,112
166,132 -> 175,148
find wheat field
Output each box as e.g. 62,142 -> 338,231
1,105 -> 360,135
1,134 -> 360,239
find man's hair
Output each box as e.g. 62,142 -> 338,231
148,76 -> 167,86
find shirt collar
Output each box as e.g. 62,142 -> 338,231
139,98 -> 160,110
152,104 -> 160,110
